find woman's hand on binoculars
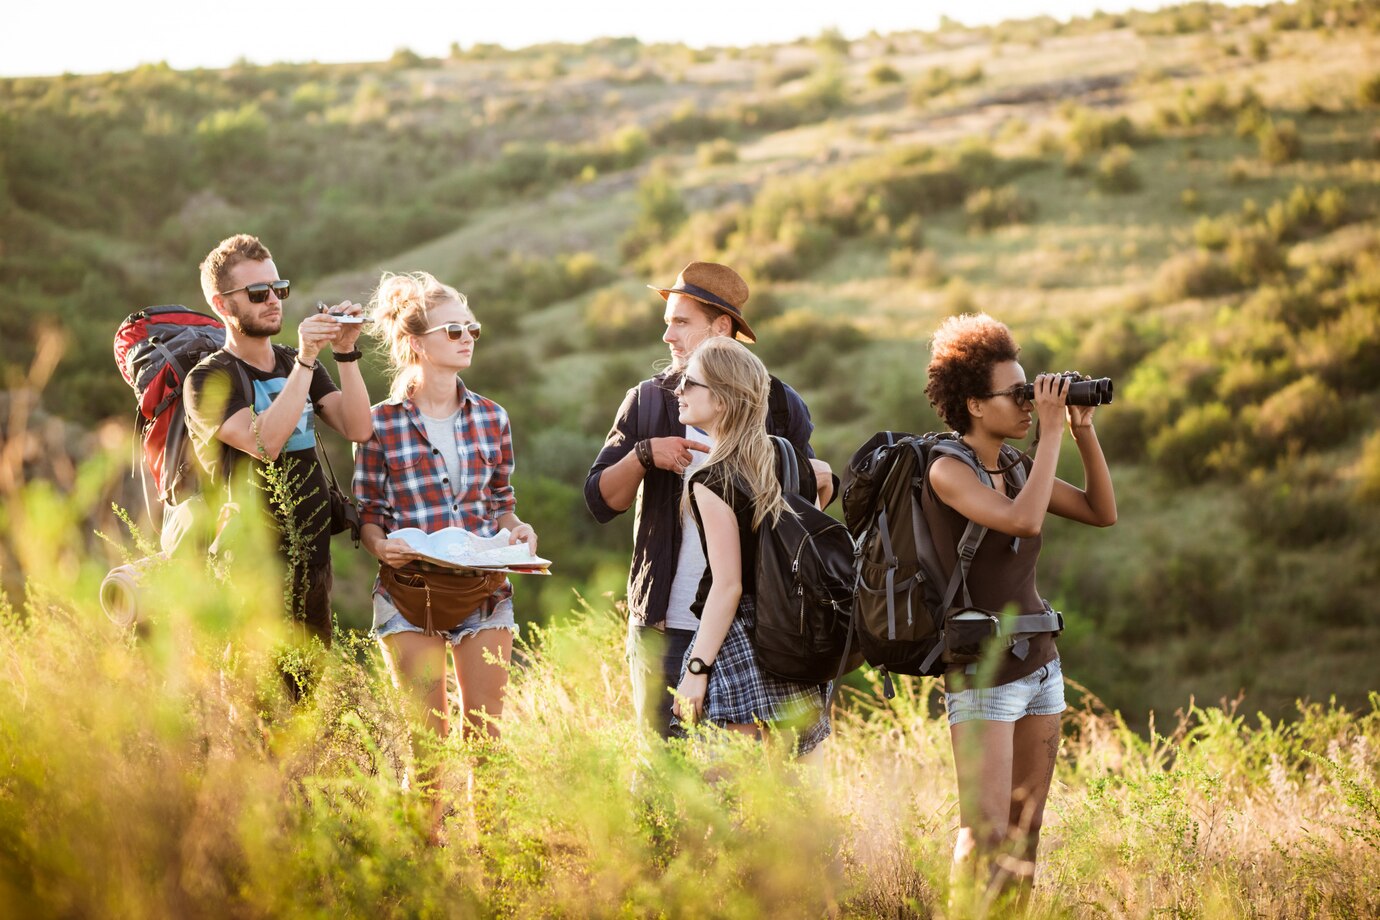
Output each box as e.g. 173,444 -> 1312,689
1067,402 -> 1096,432
1031,373 -> 1071,426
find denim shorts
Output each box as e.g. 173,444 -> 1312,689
373,595 -> 517,646
944,657 -> 1067,725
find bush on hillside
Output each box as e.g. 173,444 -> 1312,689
1296,304 -> 1380,392
696,139 -> 738,166
1148,402 -> 1238,483
753,310 -> 867,367
1248,374 -> 1350,459
1193,215 -> 1232,251
583,286 -> 662,348
908,64 -> 983,105
1153,251 -> 1239,302
649,102 -> 736,146
1063,107 -> 1138,162
1358,72 -> 1380,108
1256,118 -> 1301,164
1357,431 -> 1380,502
1226,225 -> 1286,286
867,62 -> 903,86
1094,145 -> 1142,194
964,185 -> 1037,232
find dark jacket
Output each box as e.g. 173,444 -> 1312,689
584,369 -> 816,627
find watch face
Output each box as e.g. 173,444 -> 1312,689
689,657 -> 707,675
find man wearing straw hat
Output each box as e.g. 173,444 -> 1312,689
584,261 -> 833,738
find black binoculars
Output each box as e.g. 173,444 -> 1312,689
1021,374 -> 1114,406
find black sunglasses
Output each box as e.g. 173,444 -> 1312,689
218,280 -> 291,303
422,321 -> 482,341
676,375 -> 709,393
980,384 -> 1032,407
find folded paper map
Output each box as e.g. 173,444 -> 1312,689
389,527 -> 552,575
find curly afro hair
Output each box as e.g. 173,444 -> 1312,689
924,313 -> 1020,434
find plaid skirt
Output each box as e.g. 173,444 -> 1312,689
677,595 -> 831,755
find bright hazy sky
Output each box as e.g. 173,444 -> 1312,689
3,0 -> 1244,78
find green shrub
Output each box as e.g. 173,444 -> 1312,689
814,26 -> 851,57
753,310 -> 867,366
583,286 -> 661,348
867,62 -> 903,86
1153,251 -> 1239,302
1296,304 -> 1380,391
964,185 -> 1037,232
650,102 -> 736,146
1256,118 -> 1301,165
1358,72 -> 1380,107
1193,215 -> 1232,251
1226,226 -> 1286,285
1148,402 -> 1238,483
1094,144 -> 1142,194
1064,107 -> 1138,161
908,63 -> 982,105
1357,431 -> 1380,502
696,139 -> 738,166
1249,374 -> 1349,455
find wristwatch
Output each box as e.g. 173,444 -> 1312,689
687,656 -> 713,676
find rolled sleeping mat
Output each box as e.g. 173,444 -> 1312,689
99,555 -> 165,628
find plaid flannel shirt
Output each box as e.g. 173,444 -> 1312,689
353,380 -> 517,603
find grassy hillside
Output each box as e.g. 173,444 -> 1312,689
3,0 -> 1380,726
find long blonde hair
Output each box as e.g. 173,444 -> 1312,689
368,271 -> 470,400
685,337 -> 789,530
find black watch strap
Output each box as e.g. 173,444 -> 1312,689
333,349 -> 363,363
688,656 -> 713,675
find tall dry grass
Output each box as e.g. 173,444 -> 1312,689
0,416 -> 1376,917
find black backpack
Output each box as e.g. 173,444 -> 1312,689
840,431 -> 1061,695
750,436 -> 859,683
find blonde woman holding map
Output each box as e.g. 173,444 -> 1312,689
353,271 -> 538,835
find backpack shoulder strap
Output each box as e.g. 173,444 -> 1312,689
1000,443 -> 1031,489
928,437 -> 994,489
923,438 -> 990,611
767,375 -> 789,435
636,378 -> 662,440
770,434 -> 800,496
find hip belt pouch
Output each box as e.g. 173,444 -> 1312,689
380,564 -> 506,637
941,608 -> 1000,666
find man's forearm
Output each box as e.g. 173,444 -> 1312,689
597,448 -> 648,513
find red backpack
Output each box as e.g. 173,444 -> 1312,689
113,305 -> 226,507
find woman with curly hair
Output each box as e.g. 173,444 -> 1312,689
668,336 -> 831,756
922,313 -> 1116,902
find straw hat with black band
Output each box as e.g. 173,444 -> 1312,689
648,261 -> 756,343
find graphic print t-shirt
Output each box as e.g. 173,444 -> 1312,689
184,346 -> 339,568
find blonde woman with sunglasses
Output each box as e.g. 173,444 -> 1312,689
668,337 -> 830,756
353,271 -> 538,836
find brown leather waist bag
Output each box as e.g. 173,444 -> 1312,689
380,564 -> 507,637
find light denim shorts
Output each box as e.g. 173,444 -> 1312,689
944,657 -> 1067,725
373,595 -> 518,646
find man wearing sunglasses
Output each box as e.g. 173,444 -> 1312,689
184,234 -> 374,645
584,260 -> 834,738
